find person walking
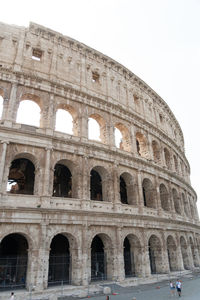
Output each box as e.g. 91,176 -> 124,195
176,279 -> 182,297
169,281 -> 175,297
10,292 -> 15,300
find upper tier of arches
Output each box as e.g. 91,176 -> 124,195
0,22 -> 184,149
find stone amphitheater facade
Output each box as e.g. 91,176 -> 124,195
0,22 -> 199,297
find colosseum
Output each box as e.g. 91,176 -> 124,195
0,21 -> 199,298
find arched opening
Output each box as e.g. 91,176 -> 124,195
55,109 -> 73,135
88,114 -> 107,143
152,140 -> 160,163
53,164 -> 72,198
120,172 -> 136,205
142,178 -> 155,208
88,118 -> 101,142
16,100 -> 41,127
148,235 -> 162,274
114,127 -> 122,149
7,158 -> 35,195
91,235 -> 106,281
136,132 -> 148,158
167,236 -> 178,271
115,123 -> 131,152
160,184 -> 170,211
0,234 -> 28,290
164,148 -> 171,169
172,188 -> 181,215
123,235 -> 141,278
180,236 -> 190,270
120,176 -> 128,204
90,169 -> 102,201
48,234 -> 70,286
124,237 -> 134,277
0,95 -> 3,119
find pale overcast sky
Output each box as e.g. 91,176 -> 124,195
1,0 -> 200,211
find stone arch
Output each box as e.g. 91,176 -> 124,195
123,234 -> 142,277
148,235 -> 163,274
180,236 -> 190,270
48,232 -> 78,286
89,113 -> 107,144
17,93 -> 42,127
152,140 -> 161,163
172,188 -> 181,215
166,235 -> 179,271
52,159 -> 77,198
90,233 -> 113,281
115,123 -> 131,152
90,166 -> 109,201
55,104 -> 78,136
7,153 -> 36,195
142,178 -> 156,208
120,172 -> 137,205
160,183 -> 170,211
136,132 -> 149,158
0,233 -> 29,290
164,147 -> 171,169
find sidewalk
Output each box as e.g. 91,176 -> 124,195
81,273 -> 200,300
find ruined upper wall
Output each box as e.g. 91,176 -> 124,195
0,21 -> 184,148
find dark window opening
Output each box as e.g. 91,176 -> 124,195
0,234 -> 28,290
120,176 -> 128,204
148,243 -> 156,274
48,234 -> 70,286
92,72 -> 100,83
143,187 -> 147,206
53,164 -> 72,198
91,236 -> 106,281
90,170 -> 102,201
32,48 -> 42,61
124,237 -> 135,277
7,158 -> 35,195
136,139 -> 140,155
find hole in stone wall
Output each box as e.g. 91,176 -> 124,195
114,127 -> 122,148
53,164 -> 72,198
90,169 -> 102,201
92,72 -> 100,83
16,100 -> 41,127
55,109 -> 73,135
7,158 -> 35,195
32,48 -> 42,61
88,118 -> 101,141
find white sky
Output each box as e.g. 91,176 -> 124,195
1,0 -> 200,211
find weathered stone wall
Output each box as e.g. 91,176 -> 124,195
0,22 -> 199,298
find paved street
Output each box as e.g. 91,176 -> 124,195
82,274 -> 200,300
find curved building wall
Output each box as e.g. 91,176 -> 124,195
0,22 -> 199,295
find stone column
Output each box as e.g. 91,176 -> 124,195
42,148 -> 53,196
81,225 -> 90,285
137,170 -> 144,214
114,227 -> 124,281
0,141 -> 8,192
13,30 -> 25,72
175,234 -> 185,271
3,83 -> 18,127
112,164 -> 120,205
80,107 -> 88,142
161,232 -> 170,273
141,245 -> 151,277
155,176 -> 162,216
130,124 -> 137,154
71,247 -> 82,285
